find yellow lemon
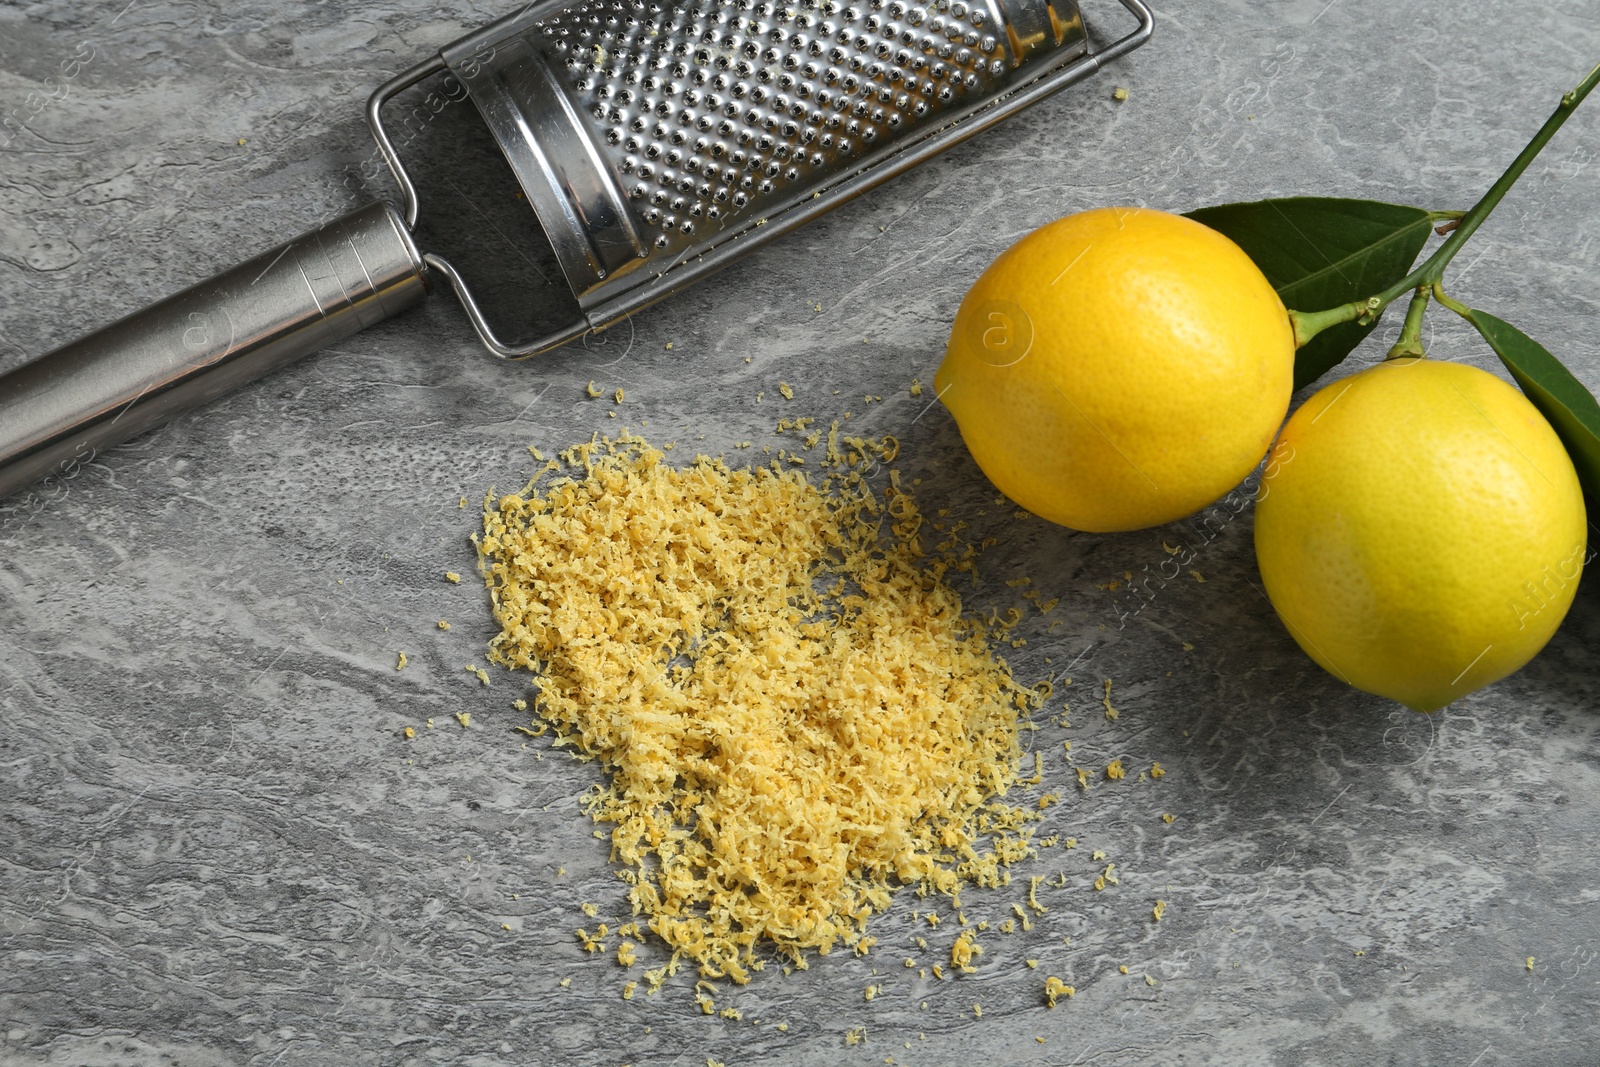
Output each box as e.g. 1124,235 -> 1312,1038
1255,357 -> 1587,712
934,206 -> 1295,532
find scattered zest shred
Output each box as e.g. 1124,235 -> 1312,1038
950,928 -> 982,974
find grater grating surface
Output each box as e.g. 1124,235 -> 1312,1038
370,0 -> 1150,356
534,0 -> 1086,258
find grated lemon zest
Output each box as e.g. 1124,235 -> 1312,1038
476,433 -> 1040,984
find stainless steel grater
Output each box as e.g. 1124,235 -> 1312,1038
0,0 -> 1151,500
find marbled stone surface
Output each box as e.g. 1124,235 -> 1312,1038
4,1 -> 1600,1064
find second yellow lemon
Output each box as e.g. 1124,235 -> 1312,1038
1255,357 -> 1586,712
935,207 -> 1295,532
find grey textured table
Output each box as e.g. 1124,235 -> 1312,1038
4,2 -> 1600,1064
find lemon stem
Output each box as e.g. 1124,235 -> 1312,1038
1430,283 -> 1472,319
1385,286 -> 1431,360
1290,59 -> 1600,349
1289,298 -> 1377,349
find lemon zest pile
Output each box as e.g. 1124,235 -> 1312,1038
477,433 -> 1039,984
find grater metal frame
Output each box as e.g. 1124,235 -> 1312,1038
368,0 -> 1153,359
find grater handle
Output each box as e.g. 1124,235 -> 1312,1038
0,200 -> 428,502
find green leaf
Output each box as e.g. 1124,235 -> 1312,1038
1465,309 -> 1600,501
1185,198 -> 1437,391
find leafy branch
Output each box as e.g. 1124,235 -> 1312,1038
1186,60 -> 1600,500
1287,60 -> 1600,352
